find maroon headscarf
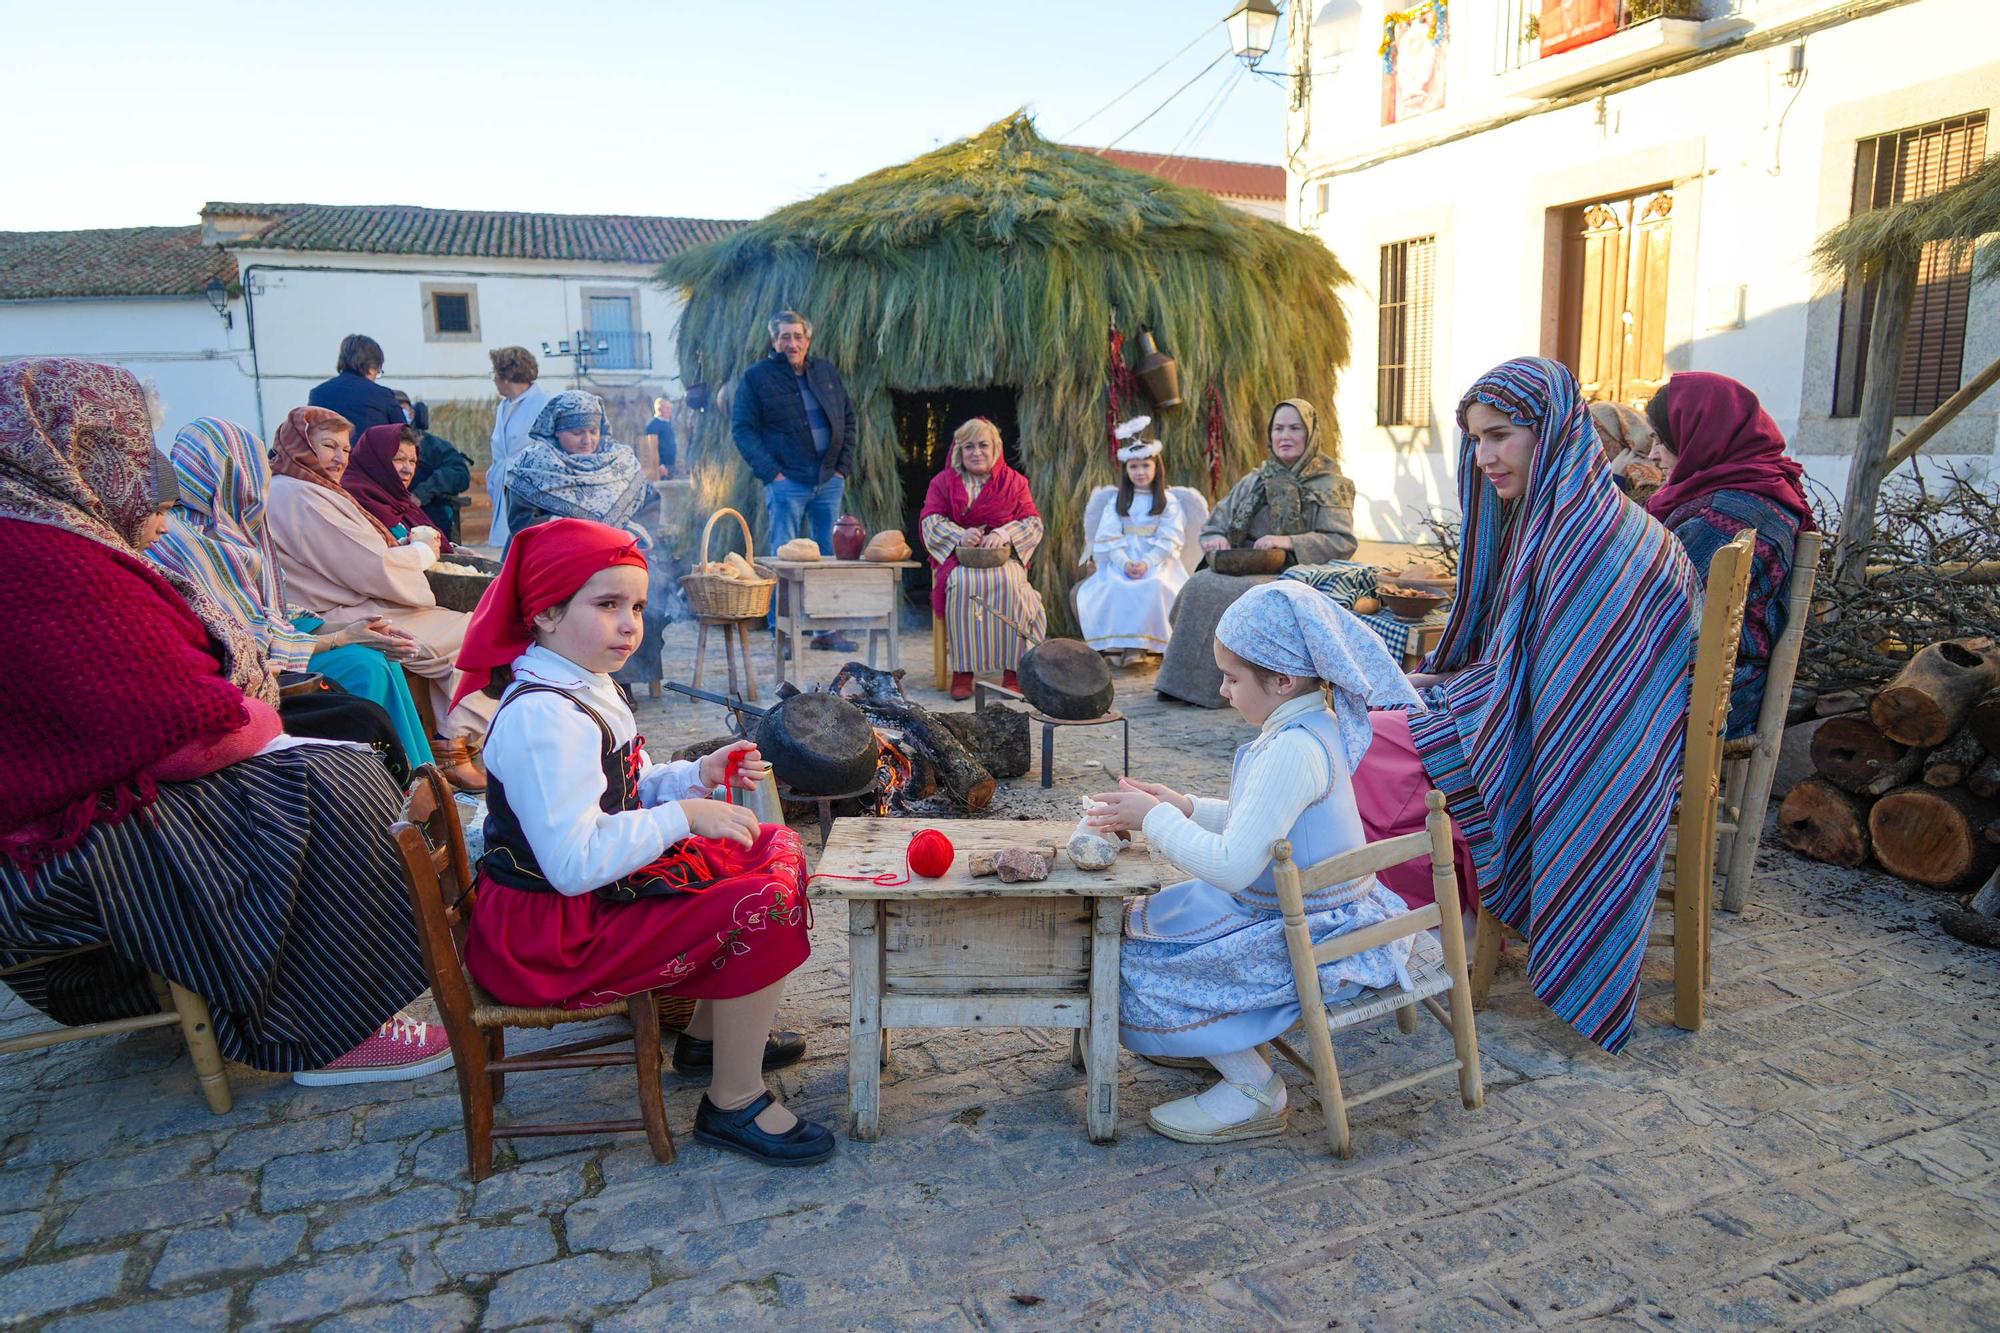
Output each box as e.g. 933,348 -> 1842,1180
919,420 -> 1038,618
342,423 -> 451,551
1644,372 -> 1814,530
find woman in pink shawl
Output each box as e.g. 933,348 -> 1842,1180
919,417 -> 1047,700
343,423 -> 453,552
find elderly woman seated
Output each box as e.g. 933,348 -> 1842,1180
0,358 -> 450,1086
1156,398 -> 1358,708
920,417 -> 1047,701
503,390 -> 670,694
265,406 -> 496,789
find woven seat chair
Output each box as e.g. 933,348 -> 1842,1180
1471,529 -> 1755,1033
395,764 -> 677,1181
1265,790 -> 1484,1158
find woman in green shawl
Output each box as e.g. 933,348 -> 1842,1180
1156,399 -> 1358,707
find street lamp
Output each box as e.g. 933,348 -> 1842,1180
203,278 -> 232,330
1225,0 -> 1281,66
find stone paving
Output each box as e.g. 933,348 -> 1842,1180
3,619 -> 1998,1330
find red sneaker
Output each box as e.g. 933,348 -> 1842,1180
293,1013 -> 456,1086
1003,670 -> 1020,692
949,672 -> 975,701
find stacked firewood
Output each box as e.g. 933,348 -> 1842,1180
1779,637 -> 2000,898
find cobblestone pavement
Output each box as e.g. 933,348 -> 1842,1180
3,621 -> 1997,1330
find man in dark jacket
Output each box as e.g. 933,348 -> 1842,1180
307,334 -> 404,436
730,310 -> 858,648
393,391 -> 474,541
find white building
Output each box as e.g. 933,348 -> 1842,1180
1283,0 -> 1999,540
1,202 -> 746,447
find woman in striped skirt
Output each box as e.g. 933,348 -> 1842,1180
1352,358 -> 1698,1054
919,417 -> 1048,701
0,358 -> 448,1083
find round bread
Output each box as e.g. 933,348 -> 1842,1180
776,538 -> 822,561
862,531 -> 911,562
1016,638 -> 1115,721
1208,548 -> 1288,577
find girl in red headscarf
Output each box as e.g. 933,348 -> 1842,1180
457,518 -> 831,1165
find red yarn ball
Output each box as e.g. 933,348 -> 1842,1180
907,828 -> 956,878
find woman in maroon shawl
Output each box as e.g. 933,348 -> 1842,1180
343,423 -> 453,551
919,417 -> 1047,700
1643,371 -> 1816,738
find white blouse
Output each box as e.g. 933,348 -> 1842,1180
480,645 -> 718,896
1138,694 -> 1344,893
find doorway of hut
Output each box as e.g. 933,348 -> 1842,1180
890,387 -> 1020,605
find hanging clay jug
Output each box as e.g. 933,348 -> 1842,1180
832,514 -> 868,561
1134,328 -> 1183,409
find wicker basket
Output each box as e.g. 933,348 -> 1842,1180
679,507 -> 774,620
657,994 -> 696,1032
425,563 -> 499,613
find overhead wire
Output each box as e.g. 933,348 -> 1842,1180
1060,22 -> 1220,140
1102,48 -> 1232,151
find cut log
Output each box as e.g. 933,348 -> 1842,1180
1972,756 -> 2000,801
1923,730 -> 1985,788
1810,715 -> 1922,795
933,706 -> 1032,780
1815,689 -> 1868,718
1969,691 -> 2000,759
1868,637 -> 2000,747
855,699 -> 995,811
1867,785 -> 2000,889
1786,685 -> 1820,724
1776,778 -> 1873,867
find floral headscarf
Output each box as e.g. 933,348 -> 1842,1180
503,390 -> 647,534
273,405 -> 395,543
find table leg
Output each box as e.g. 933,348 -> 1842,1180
791,615 -> 808,686
1041,721 -> 1055,790
848,900 -> 883,1141
1086,897 -> 1120,1143
887,601 -> 901,672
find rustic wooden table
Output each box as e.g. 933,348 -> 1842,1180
809,817 -> 1165,1143
763,558 -> 920,688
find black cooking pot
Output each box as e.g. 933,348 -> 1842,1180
755,691 -> 879,796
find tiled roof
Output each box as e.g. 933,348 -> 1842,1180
1072,148 -> 1286,200
0,226 -> 236,301
209,202 -> 748,264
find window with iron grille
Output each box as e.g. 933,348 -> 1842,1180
1832,112 -> 1988,417
432,292 -> 472,334
1377,236 -> 1436,427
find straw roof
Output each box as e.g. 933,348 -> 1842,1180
1815,152 -> 2000,282
657,112 -> 1351,630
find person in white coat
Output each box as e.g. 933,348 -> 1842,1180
485,345 -> 550,550
1076,419 -> 1187,665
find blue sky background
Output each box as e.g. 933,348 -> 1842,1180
5,1 -> 1293,230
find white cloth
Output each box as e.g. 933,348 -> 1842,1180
1076,491 -> 1187,652
480,645 -> 716,896
486,384 -> 550,549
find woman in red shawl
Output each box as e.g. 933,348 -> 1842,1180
1643,372 -> 1816,739
0,357 -> 447,1083
343,422 -> 453,551
918,417 -> 1047,700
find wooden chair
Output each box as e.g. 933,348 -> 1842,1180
1715,530 -> 1824,912
1471,529 -> 1754,1032
395,764 -> 675,1181
1266,791 -> 1484,1158
0,953 -> 232,1114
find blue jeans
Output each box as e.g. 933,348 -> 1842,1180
765,473 -> 845,626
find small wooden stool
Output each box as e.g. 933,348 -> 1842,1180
692,616 -> 762,702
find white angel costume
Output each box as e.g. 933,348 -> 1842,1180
1076,425 -> 1187,653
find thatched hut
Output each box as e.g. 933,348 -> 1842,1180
656,113 -> 1351,630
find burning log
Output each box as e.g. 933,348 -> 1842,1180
1867,785 -> 2000,889
1777,778 -> 1873,868
1810,715 -> 1925,796
830,662 -> 996,811
1868,637 -> 2000,747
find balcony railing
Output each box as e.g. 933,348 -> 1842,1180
576,328 -> 651,372
1494,1 -> 1727,76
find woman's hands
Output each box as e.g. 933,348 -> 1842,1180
1251,534 -> 1294,552
409,526 -> 442,551
680,798 -> 759,847
699,739 -> 770,793
975,531 -> 1011,550
1122,559 -> 1149,578
1406,670 -> 1452,692
317,616 -> 421,661
1200,535 -> 1229,553
1085,777 -> 1192,832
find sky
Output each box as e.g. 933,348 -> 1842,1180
3,1 -> 1294,231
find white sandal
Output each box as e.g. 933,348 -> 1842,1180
1147,1073 -> 1289,1143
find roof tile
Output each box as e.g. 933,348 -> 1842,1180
214,203 -> 747,264
0,226 -> 236,301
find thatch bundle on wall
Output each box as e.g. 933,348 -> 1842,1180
656,112 -> 1351,631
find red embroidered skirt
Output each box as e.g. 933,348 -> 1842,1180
463,824 -> 812,1009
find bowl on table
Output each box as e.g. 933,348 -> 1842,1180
1208,548 -> 1289,577
955,544 -> 1011,569
1377,585 -> 1448,621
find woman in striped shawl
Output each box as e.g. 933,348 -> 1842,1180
1353,357 -> 1697,1052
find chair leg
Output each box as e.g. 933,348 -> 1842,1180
1672,863 -> 1705,1032
1393,1003 -> 1419,1036
1309,1029 -> 1351,1158
486,1028 -> 507,1103
628,991 -> 677,1166
1433,914 -> 1486,1113
1721,751 -> 1775,914
162,979 -> 233,1115
933,620 -> 949,690
1470,909 -> 1503,1009
692,621 -> 711,690
463,1029 -> 498,1183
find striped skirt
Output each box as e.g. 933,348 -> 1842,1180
0,742 -> 428,1071
944,561 -> 1048,674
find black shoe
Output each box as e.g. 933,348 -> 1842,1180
809,632 -> 859,652
672,1030 -> 806,1076
693,1092 -> 836,1167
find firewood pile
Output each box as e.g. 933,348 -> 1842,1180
1779,638 -> 2000,908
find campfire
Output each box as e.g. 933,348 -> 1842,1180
828,662 -> 1029,814
870,728 -> 920,814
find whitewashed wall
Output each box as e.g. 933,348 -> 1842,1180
1289,0 -> 2000,539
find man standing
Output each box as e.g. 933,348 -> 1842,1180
642,395 -> 678,477
485,345 -> 549,550
730,310 -> 857,650
308,334 -> 403,436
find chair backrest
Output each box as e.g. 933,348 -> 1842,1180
397,764 -> 481,1029
1678,531 -> 1756,863
1741,529 -> 1824,763
1170,486 -> 1210,576
1077,486 -> 1116,566
1269,791 -> 1462,967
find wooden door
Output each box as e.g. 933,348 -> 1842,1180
1558,187 -> 1674,409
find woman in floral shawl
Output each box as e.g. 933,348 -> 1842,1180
1156,398 -> 1359,708
920,417 -> 1047,701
